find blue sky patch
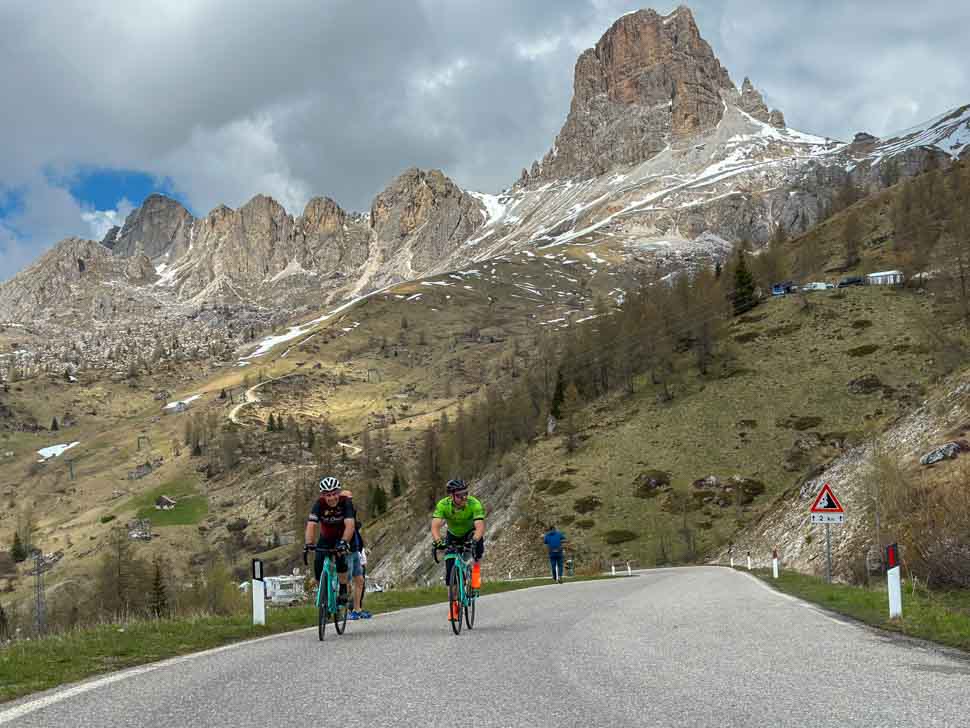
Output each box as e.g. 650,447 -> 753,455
0,186 -> 26,220
64,167 -> 187,213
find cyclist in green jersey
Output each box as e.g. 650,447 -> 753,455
430,478 -> 486,591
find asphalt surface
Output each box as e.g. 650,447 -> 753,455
4,567 -> 970,727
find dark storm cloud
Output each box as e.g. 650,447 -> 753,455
1,0 -> 967,281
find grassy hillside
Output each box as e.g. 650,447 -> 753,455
516,286 -> 937,568
2,163 -> 967,625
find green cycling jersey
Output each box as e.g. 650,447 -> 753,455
432,495 -> 486,537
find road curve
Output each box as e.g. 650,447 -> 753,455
4,567 -> 969,728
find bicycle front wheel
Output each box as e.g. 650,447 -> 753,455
448,575 -> 462,635
318,602 -> 327,641
464,591 -> 476,630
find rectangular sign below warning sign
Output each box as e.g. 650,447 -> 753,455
811,512 -> 845,524
809,483 -> 845,526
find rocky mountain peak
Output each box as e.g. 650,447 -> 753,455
738,76 -> 785,128
367,167 -> 486,279
532,5 -> 738,181
112,193 -> 194,260
240,193 -> 287,218
299,196 -> 347,232
370,168 -> 476,239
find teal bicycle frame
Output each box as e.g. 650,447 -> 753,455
439,542 -> 476,634
444,550 -> 472,607
315,553 -> 339,614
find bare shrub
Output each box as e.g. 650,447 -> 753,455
880,455 -> 970,588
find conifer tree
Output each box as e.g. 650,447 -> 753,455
843,208 -> 862,268
370,485 -> 388,515
561,382 -> 582,453
550,368 -> 566,419
391,470 -> 402,498
267,413 -> 276,432
731,249 -> 757,315
150,558 -> 168,618
11,531 -> 27,563
50,417 -> 59,431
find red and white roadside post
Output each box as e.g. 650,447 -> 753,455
252,559 -> 266,626
886,543 -> 902,619
772,547 -> 779,579
746,551 -> 752,570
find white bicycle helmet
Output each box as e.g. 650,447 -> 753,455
318,476 -> 341,493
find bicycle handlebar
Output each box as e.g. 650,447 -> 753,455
432,542 -> 475,564
305,546 -> 346,555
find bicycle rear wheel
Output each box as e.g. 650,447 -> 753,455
448,574 -> 462,635
334,582 -> 349,635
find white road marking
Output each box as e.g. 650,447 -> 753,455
0,628 -> 313,724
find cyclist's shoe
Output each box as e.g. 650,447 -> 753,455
360,610 -> 372,619
348,610 -> 360,620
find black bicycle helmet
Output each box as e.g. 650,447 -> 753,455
446,478 -> 467,494
318,476 -> 341,493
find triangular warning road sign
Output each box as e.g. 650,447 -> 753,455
810,483 -> 844,513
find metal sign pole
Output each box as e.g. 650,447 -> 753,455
825,523 -> 832,584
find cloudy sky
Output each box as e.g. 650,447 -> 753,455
1,0 -> 968,281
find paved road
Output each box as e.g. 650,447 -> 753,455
4,567 -> 970,727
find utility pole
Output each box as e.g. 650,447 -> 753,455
33,550 -> 46,635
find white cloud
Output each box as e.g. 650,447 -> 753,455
155,112 -> 314,216
413,58 -> 471,94
80,197 -> 134,240
1,0 -> 969,282
516,37 -> 562,61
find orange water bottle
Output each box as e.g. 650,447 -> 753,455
471,562 -> 481,589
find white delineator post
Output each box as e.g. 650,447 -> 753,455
747,552 -> 752,570
886,543 -> 902,619
252,559 -> 265,626
772,548 -> 779,579
626,562 -> 632,576
611,562 -> 616,576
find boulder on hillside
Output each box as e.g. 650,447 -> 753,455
633,470 -> 672,497
848,374 -> 889,395
919,441 -> 969,466
226,518 -> 250,532
690,475 -> 764,507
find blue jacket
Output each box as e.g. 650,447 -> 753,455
543,530 -> 566,553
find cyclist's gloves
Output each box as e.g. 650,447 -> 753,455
302,543 -> 313,565
431,539 -> 445,550
336,539 -> 349,553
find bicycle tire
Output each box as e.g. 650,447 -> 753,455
317,556 -> 332,642
464,590 -> 476,630
318,602 -> 327,641
334,581 -> 349,635
448,572 -> 462,635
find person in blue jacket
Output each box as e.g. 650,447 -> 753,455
543,525 -> 567,583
